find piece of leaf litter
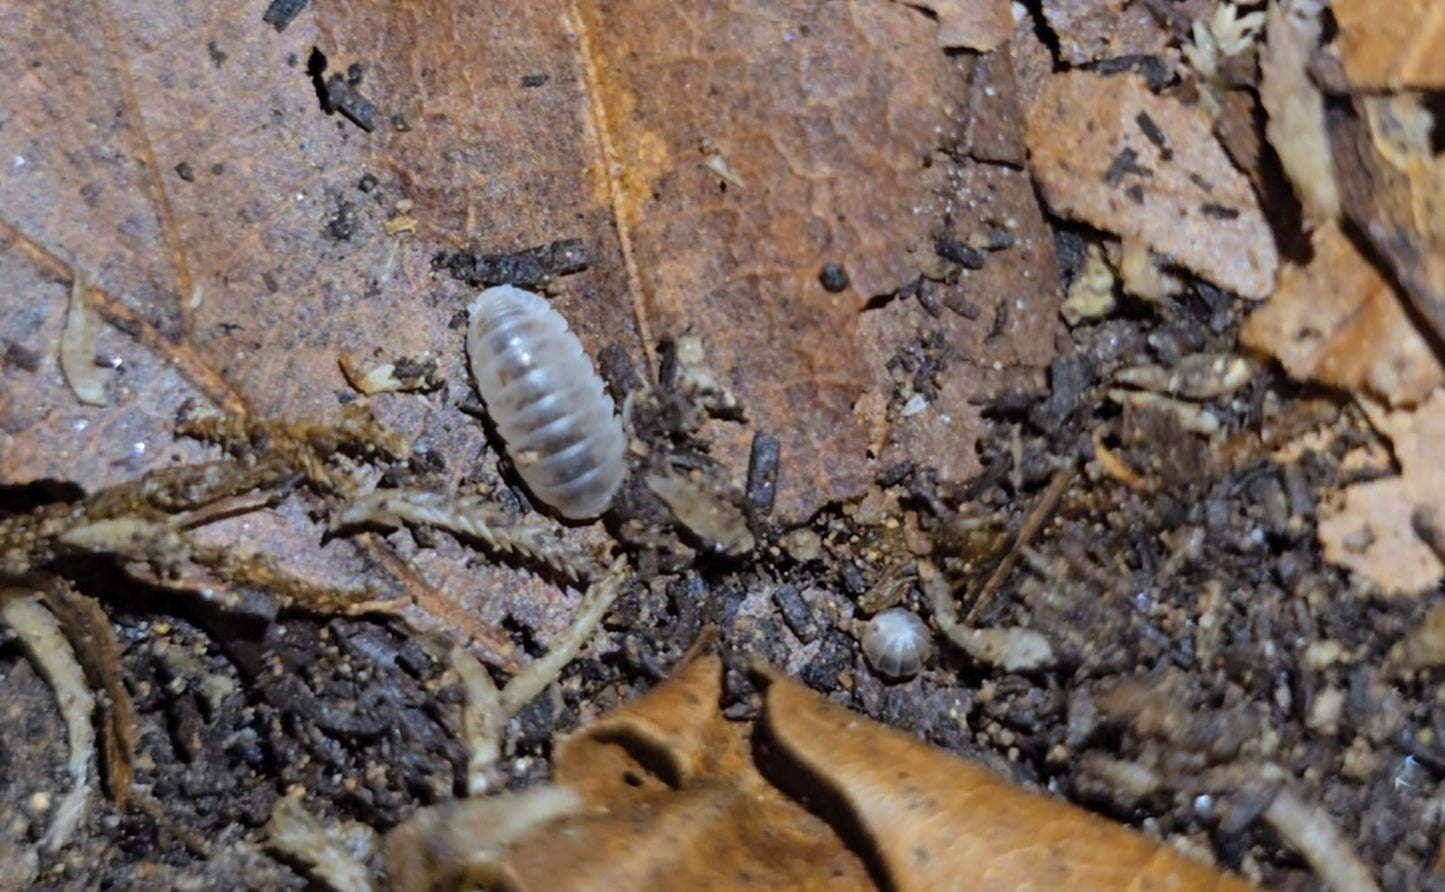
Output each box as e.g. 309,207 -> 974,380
1240,220 -> 1443,407
1318,392 -> 1445,595
1026,71 -> 1278,299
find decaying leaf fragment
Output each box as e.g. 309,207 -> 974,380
891,0 -> 1013,51
1026,71 -> 1278,298
495,657 -> 1250,890
1318,392 -> 1445,594
1332,0 -> 1445,90
1041,0 -> 1171,66
1332,87 -> 1445,347
1241,221 -> 1443,407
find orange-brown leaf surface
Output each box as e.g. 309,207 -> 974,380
576,0 -> 1059,521
507,655 -> 873,889
0,1 -> 653,657
1026,71 -> 1278,299
1240,221 -> 1443,407
1319,393 -> 1445,595
1331,0 -> 1445,90
502,657 -> 1252,891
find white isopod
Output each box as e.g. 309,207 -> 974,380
861,609 -> 933,680
466,285 -> 627,520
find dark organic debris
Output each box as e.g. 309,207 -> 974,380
262,0 -> 308,32
307,50 -> 380,133
745,432 -> 781,518
438,239 -> 589,291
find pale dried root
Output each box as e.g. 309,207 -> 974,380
0,586 -> 95,852
331,489 -> 604,582
456,556 -> 628,794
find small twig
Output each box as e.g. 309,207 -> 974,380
966,467 -> 1075,623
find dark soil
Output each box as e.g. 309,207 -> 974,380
5,267 -> 1443,890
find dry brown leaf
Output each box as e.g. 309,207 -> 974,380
1240,221 -> 1443,407
759,667 -> 1252,891
502,657 -> 1251,890
3,0 -> 1064,536
896,0 -> 1014,51
1332,0 -> 1445,90
1041,0 -> 1172,66
577,1 -> 1058,521
1026,71 -> 1278,299
1319,392 -> 1445,594
506,656 -> 873,889
578,0 -> 942,522
0,1 -> 652,656
864,50 -> 1062,485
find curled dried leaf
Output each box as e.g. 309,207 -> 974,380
758,668 -> 1253,891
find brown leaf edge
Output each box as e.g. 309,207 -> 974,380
754,667 -> 1255,892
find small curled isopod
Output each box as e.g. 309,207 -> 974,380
861,609 -> 933,680
466,285 -> 627,520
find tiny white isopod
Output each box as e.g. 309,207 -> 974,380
466,285 -> 627,520
861,609 -> 933,680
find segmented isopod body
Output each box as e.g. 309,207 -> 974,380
861,609 -> 932,680
466,285 -> 627,520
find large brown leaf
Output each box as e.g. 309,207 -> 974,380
498,657 -> 1252,890
1,1 -> 1059,646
